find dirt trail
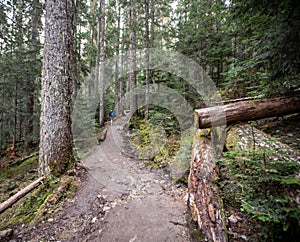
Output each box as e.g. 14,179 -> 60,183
16,119 -> 190,241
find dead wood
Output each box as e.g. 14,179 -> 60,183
97,126 -> 108,143
188,129 -> 227,242
195,93 -> 300,128
0,176 -> 45,214
0,152 -> 37,167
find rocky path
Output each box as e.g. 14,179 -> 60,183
16,119 -> 190,241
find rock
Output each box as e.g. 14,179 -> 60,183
145,184 -> 162,194
0,229 -> 13,241
183,193 -> 189,202
241,235 -> 248,241
140,178 -> 149,183
103,206 -> 111,212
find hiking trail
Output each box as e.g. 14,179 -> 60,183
17,118 -> 190,241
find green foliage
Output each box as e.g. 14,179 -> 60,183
219,147 -> 300,240
0,0 -> 43,151
0,155 -> 78,230
129,108 -> 181,168
175,0 -> 230,85
175,0 -> 300,98
223,0 -> 300,96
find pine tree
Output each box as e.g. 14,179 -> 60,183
39,0 -> 75,176
129,0 -> 137,117
0,0 -> 42,151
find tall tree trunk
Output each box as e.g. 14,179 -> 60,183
73,0 -> 81,99
98,0 -> 106,126
144,0 -> 150,119
39,0 -> 75,176
129,0 -> 137,117
114,2 -> 121,116
95,1 -> 101,94
150,0 -> 155,48
88,0 -> 98,96
119,11 -> 125,115
14,82 -> 17,149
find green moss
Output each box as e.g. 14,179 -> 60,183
0,154 -> 38,180
0,153 -> 79,230
0,178 -> 53,229
50,154 -> 75,177
188,214 -> 206,241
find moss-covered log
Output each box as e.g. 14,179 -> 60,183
188,129 -> 227,242
195,93 -> 300,128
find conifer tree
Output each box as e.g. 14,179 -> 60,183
39,0 -> 75,176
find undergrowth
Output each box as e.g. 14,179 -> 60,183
0,155 -> 79,230
218,146 -> 300,241
129,109 -> 181,169
128,108 -> 193,182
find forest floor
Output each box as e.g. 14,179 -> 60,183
5,118 -> 190,241
1,114 -> 299,242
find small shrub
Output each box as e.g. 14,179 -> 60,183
218,147 -> 300,240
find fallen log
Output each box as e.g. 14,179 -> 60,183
0,152 -> 38,167
188,129 -> 227,242
195,93 -> 300,129
0,176 -> 45,214
11,152 -> 38,166
97,126 -> 108,143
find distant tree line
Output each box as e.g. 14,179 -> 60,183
0,0 -> 299,175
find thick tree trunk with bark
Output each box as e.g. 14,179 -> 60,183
195,93 -> 300,129
39,0 -> 75,176
188,129 -> 227,242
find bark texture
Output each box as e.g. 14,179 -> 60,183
195,93 -> 300,128
188,129 -> 227,242
39,0 -> 75,176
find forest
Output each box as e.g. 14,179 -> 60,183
0,0 -> 299,241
